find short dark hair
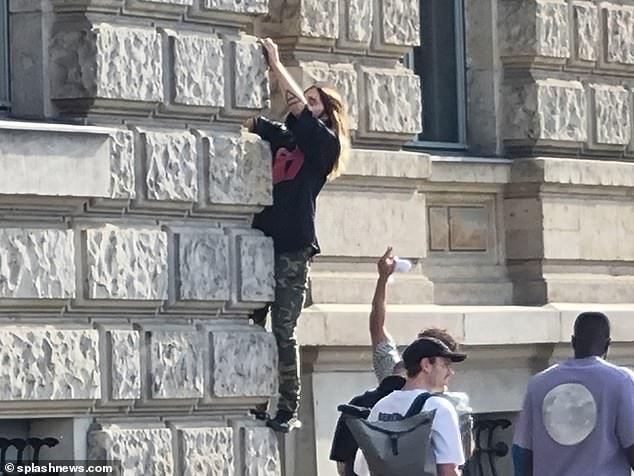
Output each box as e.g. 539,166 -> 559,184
573,311 -> 611,357
418,327 -> 458,351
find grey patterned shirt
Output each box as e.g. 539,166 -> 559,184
372,337 -> 402,382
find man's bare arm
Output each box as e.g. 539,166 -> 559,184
437,463 -> 461,476
369,247 -> 395,346
260,38 -> 307,117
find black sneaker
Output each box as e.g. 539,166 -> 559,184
265,411 -> 302,433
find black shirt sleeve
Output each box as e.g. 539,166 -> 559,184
252,117 -> 287,147
285,107 -> 341,176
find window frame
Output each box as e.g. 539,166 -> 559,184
0,0 -> 9,111
405,0 -> 467,151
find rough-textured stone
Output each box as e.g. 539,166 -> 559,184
301,62 -> 358,130
108,330 -> 141,400
300,0 -> 338,39
237,235 -> 275,302
140,130 -> 198,202
605,5 -> 634,66
210,331 -> 276,397
0,328 -> 100,400
203,0 -> 267,13
500,0 -> 570,59
204,131 -> 272,206
230,38 -> 270,110
243,427 -> 281,476
149,331 -> 203,399
591,85 -> 631,145
342,0 -> 372,44
179,427 -> 234,476
109,130 -> 135,199
0,229 -> 75,299
504,79 -> 586,142
88,428 -> 174,476
572,2 -> 599,61
51,24 -> 163,102
362,67 -> 422,134
379,0 -> 419,46
170,33 -> 224,107
177,231 -> 230,301
85,225 -> 168,300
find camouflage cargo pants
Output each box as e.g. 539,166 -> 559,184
252,247 -> 312,416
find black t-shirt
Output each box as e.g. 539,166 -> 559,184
251,107 -> 340,254
329,375 -> 406,465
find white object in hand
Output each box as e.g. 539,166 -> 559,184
393,257 -> 412,273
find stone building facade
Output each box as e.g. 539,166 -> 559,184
1,0 -> 634,475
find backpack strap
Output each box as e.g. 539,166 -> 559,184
404,392 -> 436,417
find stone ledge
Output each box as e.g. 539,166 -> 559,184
0,122 -> 112,197
428,157 -> 511,184
511,157 -> 634,187
298,303 -> 634,347
342,148 -> 431,180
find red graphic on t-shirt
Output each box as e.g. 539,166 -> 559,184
272,147 -> 305,184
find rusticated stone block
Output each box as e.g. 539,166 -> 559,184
604,5 -> 634,66
300,0 -> 338,39
242,427 -> 281,476
88,428 -> 174,476
169,32 -> 224,108
301,62 -> 358,130
361,67 -> 421,136
50,24 -> 163,103
572,2 -> 599,62
177,231 -> 230,301
201,131 -> 272,206
503,79 -> 586,142
262,0 -> 338,42
227,37 -> 270,111
109,130 -> 135,199
376,0 -> 419,47
0,328 -> 100,400
590,85 -> 631,146
178,427 -> 234,476
202,0 -> 267,13
499,0 -> 570,60
139,130 -> 198,202
85,225 -> 168,300
108,330 -> 141,400
0,229 -> 75,299
237,235 -> 275,302
149,331 -> 203,399
338,0 -> 372,48
210,331 -> 276,397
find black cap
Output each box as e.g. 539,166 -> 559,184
402,337 -> 467,366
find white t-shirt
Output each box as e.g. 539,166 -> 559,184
354,389 -> 465,475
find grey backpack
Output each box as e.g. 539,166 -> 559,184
340,392 -> 437,476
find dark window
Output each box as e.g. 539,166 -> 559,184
408,0 -> 466,148
0,0 -> 9,111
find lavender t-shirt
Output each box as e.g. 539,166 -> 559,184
514,357 -> 634,476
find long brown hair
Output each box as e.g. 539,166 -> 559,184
310,85 -> 350,181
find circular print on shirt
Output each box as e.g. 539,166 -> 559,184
542,383 -> 597,446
